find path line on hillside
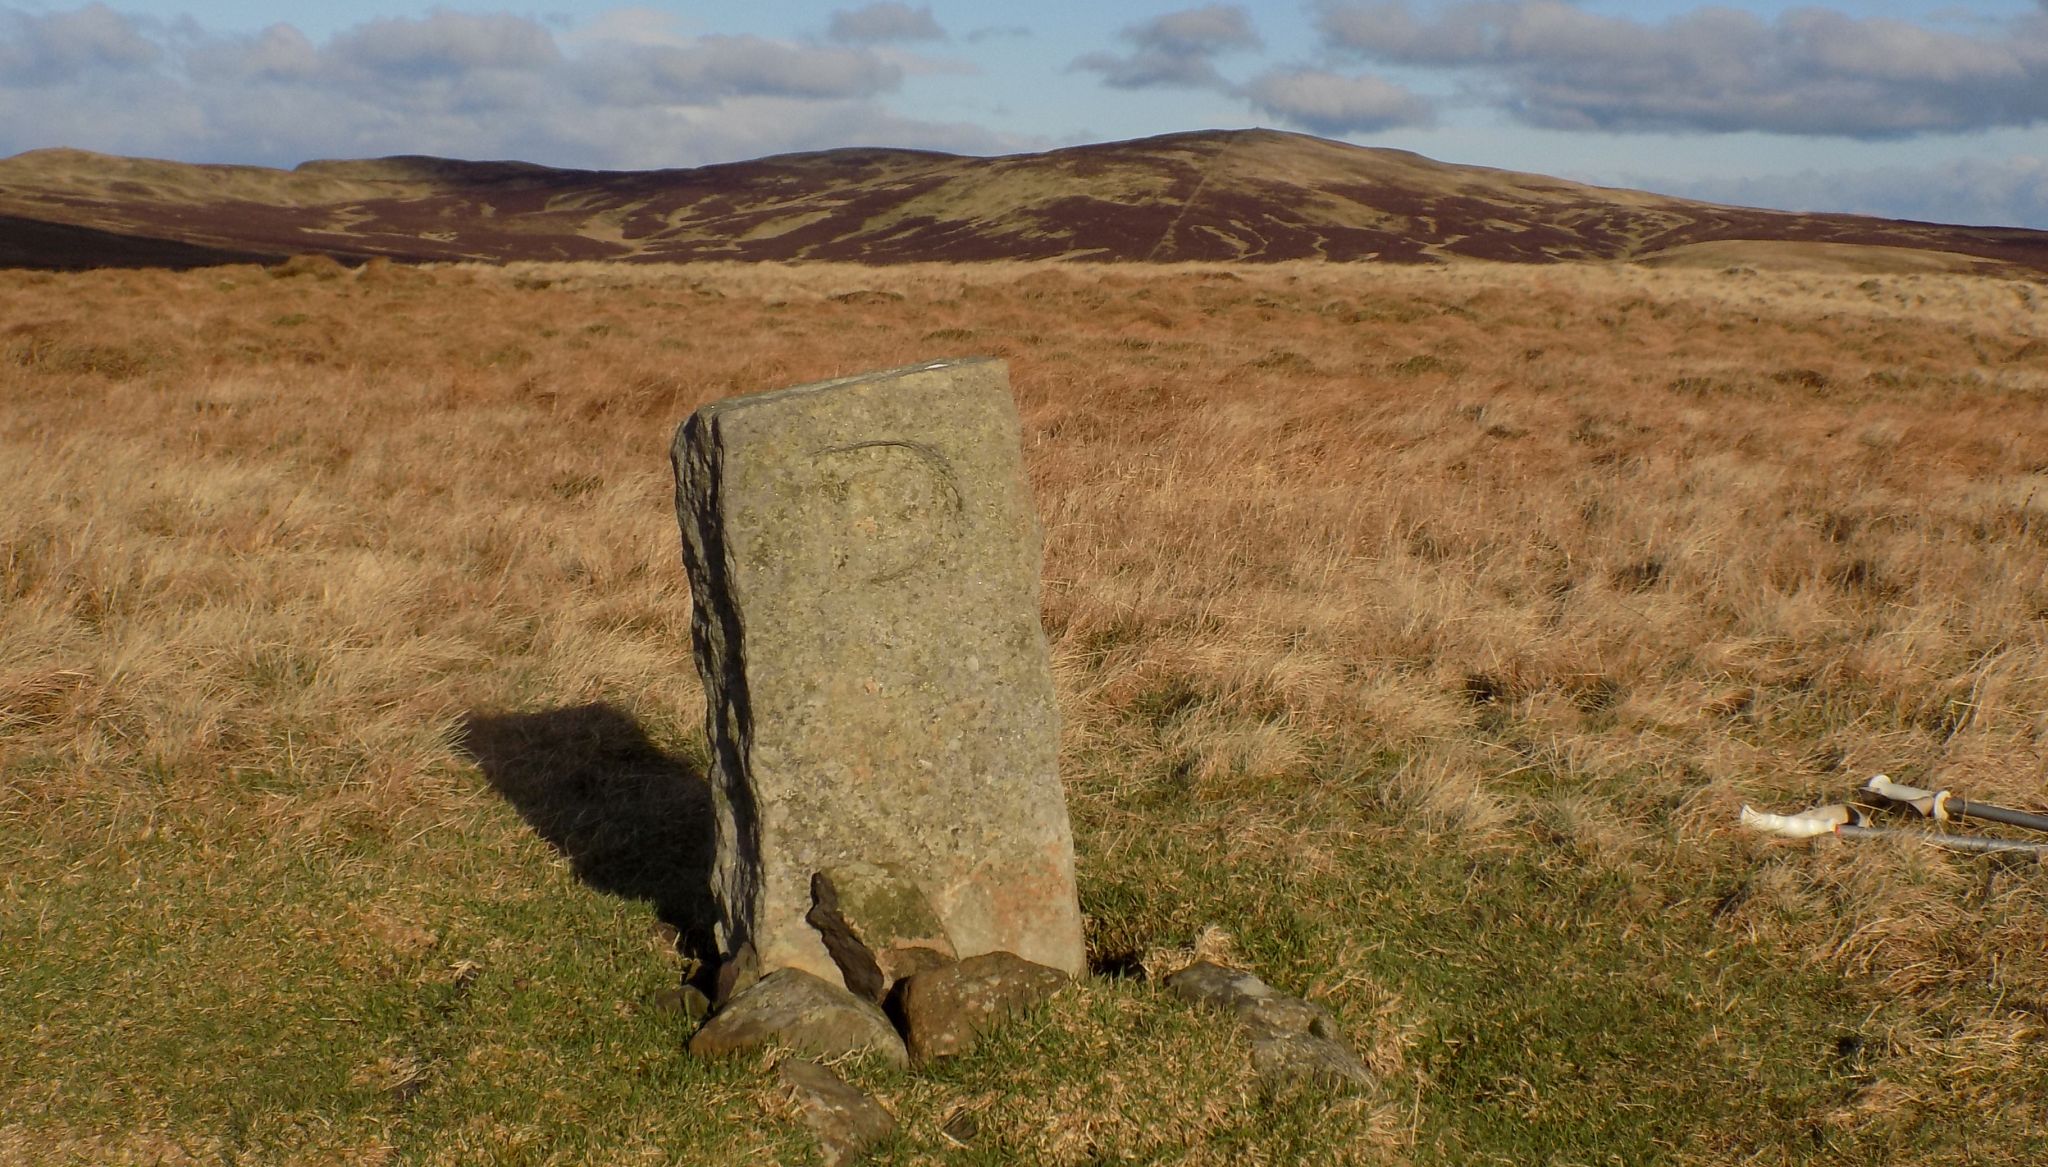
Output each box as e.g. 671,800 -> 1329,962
1144,134 -> 1238,262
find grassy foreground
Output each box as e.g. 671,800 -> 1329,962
3,256 -> 2046,1164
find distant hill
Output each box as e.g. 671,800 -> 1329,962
3,128 -> 2045,274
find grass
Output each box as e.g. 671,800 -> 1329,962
3,256 -> 2047,1164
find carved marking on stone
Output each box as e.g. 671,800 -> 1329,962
807,439 -> 964,584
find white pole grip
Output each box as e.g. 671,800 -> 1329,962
1740,803 -> 1859,839
1863,774 -> 1950,820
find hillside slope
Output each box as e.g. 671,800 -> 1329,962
2,128 -> 2044,272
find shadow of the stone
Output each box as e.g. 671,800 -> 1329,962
457,703 -> 716,963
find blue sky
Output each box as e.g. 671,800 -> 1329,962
6,2 -> 2048,227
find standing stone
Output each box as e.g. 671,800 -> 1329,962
673,357 -> 1085,996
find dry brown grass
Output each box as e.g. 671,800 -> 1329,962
3,255 -> 2046,1163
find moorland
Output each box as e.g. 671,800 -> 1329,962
3,253 -> 2046,1164
5,129 -> 2048,274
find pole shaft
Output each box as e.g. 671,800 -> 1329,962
1837,824 -> 2048,855
1953,800 -> 2048,835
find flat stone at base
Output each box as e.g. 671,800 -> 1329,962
688,968 -> 909,1068
650,983 -> 712,1025
1165,960 -> 1371,1093
1250,1032 -> 1374,1092
714,942 -> 762,1006
897,951 -> 1070,1063
1239,994 -> 1337,1040
778,1059 -> 895,1167
1164,961 -> 1280,1010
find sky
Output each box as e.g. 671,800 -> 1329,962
5,2 -> 2048,228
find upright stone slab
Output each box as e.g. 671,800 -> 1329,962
673,357 -> 1084,994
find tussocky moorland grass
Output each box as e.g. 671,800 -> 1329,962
3,256 -> 2047,1165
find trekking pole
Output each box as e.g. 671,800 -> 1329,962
1740,803 -> 2048,856
1863,775 -> 2048,835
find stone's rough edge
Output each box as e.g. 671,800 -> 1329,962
672,411 -> 760,966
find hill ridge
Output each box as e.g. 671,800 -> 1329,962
1,128 -> 2043,274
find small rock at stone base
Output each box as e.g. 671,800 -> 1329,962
1163,961 -> 1279,1011
1238,994 -> 1336,1040
1166,961 -> 1369,1092
714,942 -> 762,1007
689,968 -> 909,1068
1166,961 -> 1338,1039
650,983 -> 712,1024
778,1058 -> 896,1167
896,951 -> 1069,1063
1250,1031 -> 1374,1092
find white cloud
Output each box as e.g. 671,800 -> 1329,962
1645,156 -> 2048,230
0,6 -> 1004,168
329,11 -> 561,78
1242,69 -> 1433,134
827,4 -> 946,45
1067,4 -> 1430,135
0,2 -> 160,84
559,7 -> 699,50
1133,5 -> 1261,55
963,25 -> 1030,45
573,36 -> 902,106
1316,1 -> 2048,138
184,25 -> 322,84
1072,4 -> 1260,90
